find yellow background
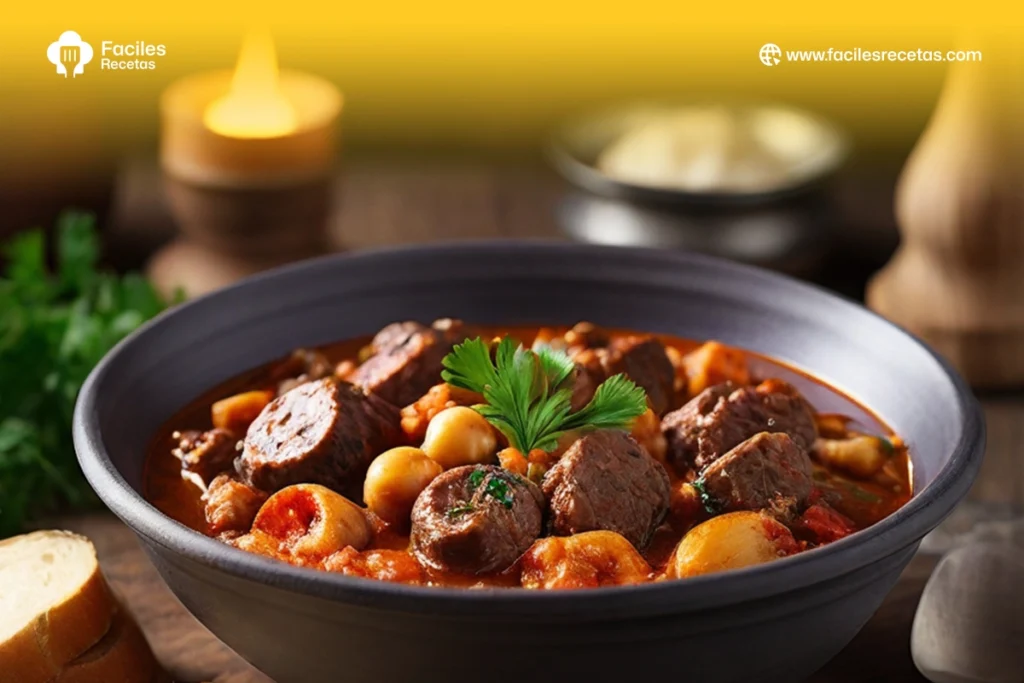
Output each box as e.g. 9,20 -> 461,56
1,0 -> 1019,165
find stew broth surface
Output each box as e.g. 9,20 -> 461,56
144,325 -> 911,589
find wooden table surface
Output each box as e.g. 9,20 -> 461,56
80,161 -> 1020,682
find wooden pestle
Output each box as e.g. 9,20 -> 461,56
867,37 -> 1024,388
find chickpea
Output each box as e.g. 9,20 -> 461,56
814,435 -> 893,479
521,531 -> 651,589
246,484 -> 371,564
667,511 -> 800,579
421,406 -> 498,469
364,447 -> 443,527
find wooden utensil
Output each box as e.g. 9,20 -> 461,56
867,36 -> 1024,388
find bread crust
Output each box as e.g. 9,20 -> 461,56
0,531 -> 117,683
54,611 -> 159,683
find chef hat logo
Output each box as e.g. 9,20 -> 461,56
47,31 -> 94,77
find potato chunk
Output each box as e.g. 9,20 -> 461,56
667,511 -> 800,579
521,531 -> 651,589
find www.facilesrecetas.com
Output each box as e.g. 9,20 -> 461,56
757,44 -> 983,67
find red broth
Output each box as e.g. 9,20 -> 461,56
144,326 -> 911,588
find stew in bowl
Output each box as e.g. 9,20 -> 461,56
146,320 -> 910,589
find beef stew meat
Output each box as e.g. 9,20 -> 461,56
349,319 -> 467,407
144,323 -> 912,589
203,474 -> 268,539
662,380 -> 817,472
543,430 -> 670,549
603,337 -> 677,416
237,378 -> 401,499
565,325 -> 676,415
172,428 -> 237,489
696,432 -> 814,516
411,465 -> 544,575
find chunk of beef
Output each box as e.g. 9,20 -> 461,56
542,430 -> 671,549
236,378 -> 401,498
272,348 -> 334,396
349,319 -> 467,407
203,473 -> 268,539
410,465 -> 543,575
172,428 -> 237,489
603,336 -> 676,415
696,432 -> 814,515
564,321 -> 611,350
663,380 -> 817,472
564,326 -> 676,415
569,350 -> 604,410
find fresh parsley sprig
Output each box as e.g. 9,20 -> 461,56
441,337 -> 647,454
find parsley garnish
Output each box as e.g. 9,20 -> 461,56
0,212 -> 177,536
692,478 -> 721,515
441,337 -> 647,454
467,468 -> 486,491
484,476 -> 514,509
446,502 -> 476,519
466,468 -> 515,508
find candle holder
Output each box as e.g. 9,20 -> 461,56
153,67 -> 342,296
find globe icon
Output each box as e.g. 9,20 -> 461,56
759,43 -> 782,67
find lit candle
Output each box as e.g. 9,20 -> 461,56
153,31 -> 343,297
160,29 -> 342,188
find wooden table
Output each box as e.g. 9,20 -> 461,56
83,161 -> 1019,682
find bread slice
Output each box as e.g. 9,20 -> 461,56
0,531 -> 117,683
54,610 -> 159,683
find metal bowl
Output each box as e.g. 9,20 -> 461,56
548,102 -> 850,205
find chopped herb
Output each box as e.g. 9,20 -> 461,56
692,478 -> 720,515
446,502 -> 476,519
441,337 -> 647,454
484,476 -> 514,509
467,468 -> 486,491
843,481 -> 882,503
878,436 -> 895,455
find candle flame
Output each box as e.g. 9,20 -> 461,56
204,30 -> 298,138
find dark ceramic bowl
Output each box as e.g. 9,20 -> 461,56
74,243 -> 983,683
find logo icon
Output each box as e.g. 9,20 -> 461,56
759,43 -> 782,67
47,31 -> 94,78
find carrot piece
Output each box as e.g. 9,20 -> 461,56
211,390 -> 274,433
682,341 -> 750,397
498,447 -> 529,476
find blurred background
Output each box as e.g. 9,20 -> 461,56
3,1 -> 1007,300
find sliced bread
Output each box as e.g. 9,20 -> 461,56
0,531 -> 117,683
54,610 -> 159,683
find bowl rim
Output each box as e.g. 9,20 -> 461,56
547,101 -> 852,207
74,241 -> 984,619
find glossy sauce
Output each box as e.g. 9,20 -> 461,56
144,326 -> 912,587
